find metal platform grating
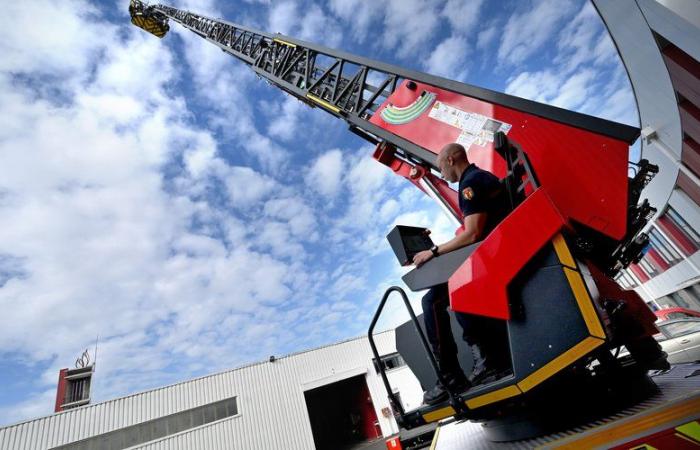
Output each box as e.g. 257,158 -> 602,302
434,363 -> 700,449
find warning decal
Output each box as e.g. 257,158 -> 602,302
428,100 -> 512,149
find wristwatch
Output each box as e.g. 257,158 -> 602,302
430,245 -> 439,257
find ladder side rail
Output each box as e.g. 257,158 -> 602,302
152,5 -> 441,167
153,5 -> 639,146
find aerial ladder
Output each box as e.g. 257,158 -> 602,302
130,2 -> 700,447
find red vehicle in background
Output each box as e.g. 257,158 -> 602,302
655,307 -> 700,321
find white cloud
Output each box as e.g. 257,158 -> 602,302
550,69 -> 596,110
554,1 -> 609,74
299,4 -> 343,48
593,32 -> 618,66
503,0 -> 637,127
328,0 -> 383,42
505,70 -> 562,102
263,196 -> 318,239
498,0 -> 576,65
0,0 -> 103,78
267,96 -> 306,141
441,0 -> 485,35
382,0 -> 442,58
306,149 -> 344,197
424,35 -> 470,80
476,25 -> 498,51
172,14 -> 289,173
268,0 -> 299,34
223,166 -> 277,208
506,68 -> 602,113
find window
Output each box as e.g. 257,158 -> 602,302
667,207 -> 700,244
653,332 -> 667,342
661,320 -> 700,338
649,228 -> 683,266
671,291 -> 693,309
373,352 -> 406,373
65,378 -> 90,405
54,396 -> 238,450
667,312 -> 694,320
657,206 -> 700,256
657,284 -> 700,312
616,270 -> 638,289
638,257 -> 659,277
629,263 -> 650,283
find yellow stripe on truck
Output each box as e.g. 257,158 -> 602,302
466,385 -> 521,409
422,405 -> 455,423
518,336 -> 604,393
562,267 -> 606,339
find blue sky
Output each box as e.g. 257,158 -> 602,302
0,0 -> 638,425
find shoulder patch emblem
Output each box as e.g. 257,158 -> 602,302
462,187 -> 474,200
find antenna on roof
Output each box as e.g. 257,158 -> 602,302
93,335 -> 99,372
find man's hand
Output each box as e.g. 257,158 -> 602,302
413,250 -> 434,267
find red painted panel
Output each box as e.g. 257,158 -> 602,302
680,100 -> 700,145
646,248 -> 671,272
629,263 -> 650,283
54,368 -> 68,413
682,137 -> 700,178
356,380 -> 380,440
663,44 -> 700,108
657,215 -> 699,256
370,80 -> 630,240
448,188 -> 566,319
677,171 -> 700,207
372,144 -> 461,219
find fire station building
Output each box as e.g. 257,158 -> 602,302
594,0 -> 700,312
0,331 -> 427,450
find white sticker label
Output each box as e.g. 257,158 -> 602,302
428,101 -> 512,149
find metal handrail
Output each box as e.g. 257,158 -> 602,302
368,286 -> 466,423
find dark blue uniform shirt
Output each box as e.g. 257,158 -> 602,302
458,163 -> 509,237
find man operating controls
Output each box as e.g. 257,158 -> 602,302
413,143 -> 511,406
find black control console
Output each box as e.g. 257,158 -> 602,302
387,225 -> 434,266
387,225 -> 478,291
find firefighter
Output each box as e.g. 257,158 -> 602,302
413,143 -> 511,405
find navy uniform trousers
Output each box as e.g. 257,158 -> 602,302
422,283 -> 509,376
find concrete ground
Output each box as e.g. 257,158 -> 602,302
342,437 -> 387,450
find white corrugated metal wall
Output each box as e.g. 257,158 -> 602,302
0,331 -> 400,450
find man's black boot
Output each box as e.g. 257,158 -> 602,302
467,344 -> 489,385
422,372 -> 470,406
468,344 -> 512,386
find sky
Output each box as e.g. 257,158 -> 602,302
0,0 -> 639,425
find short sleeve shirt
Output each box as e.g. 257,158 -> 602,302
458,164 -> 509,236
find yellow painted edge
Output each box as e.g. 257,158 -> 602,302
306,94 -> 341,113
273,38 -> 296,47
676,420 -> 700,442
466,384 -> 522,409
422,405 -> 456,423
429,424 -> 441,450
552,233 -> 576,269
544,396 -> 700,449
563,267 -> 606,339
518,336 -> 604,393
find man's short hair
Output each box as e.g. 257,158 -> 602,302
438,143 -> 467,162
